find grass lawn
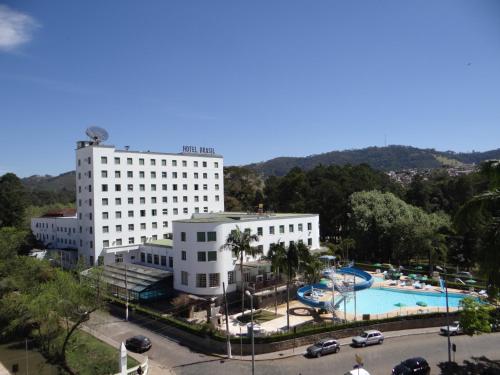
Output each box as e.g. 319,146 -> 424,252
238,309 -> 282,324
66,330 -> 139,375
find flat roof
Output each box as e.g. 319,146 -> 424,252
81,144 -> 223,158
174,212 -> 318,224
145,239 -> 173,248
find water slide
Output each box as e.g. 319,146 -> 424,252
297,266 -> 374,310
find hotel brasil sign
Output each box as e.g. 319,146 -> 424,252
182,145 -> 216,155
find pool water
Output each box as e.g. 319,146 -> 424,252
341,287 -> 464,315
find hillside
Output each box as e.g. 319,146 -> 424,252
246,145 -> 500,176
22,171 -> 76,193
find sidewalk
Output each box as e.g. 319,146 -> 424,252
224,326 -> 442,362
80,324 -> 174,375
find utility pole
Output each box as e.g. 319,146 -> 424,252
222,282 -> 232,359
124,264 -> 129,322
354,275 -> 357,321
444,263 -> 451,363
245,290 -> 255,375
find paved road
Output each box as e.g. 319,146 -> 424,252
174,332 -> 500,375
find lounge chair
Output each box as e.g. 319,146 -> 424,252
424,284 -> 433,290
413,282 -> 422,289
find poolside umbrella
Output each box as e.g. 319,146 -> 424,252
466,279 -> 477,284
416,301 -> 427,307
394,302 -> 406,314
408,274 -> 417,279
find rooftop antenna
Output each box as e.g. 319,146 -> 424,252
85,126 -> 109,145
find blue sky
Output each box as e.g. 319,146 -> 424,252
1,1 -> 500,177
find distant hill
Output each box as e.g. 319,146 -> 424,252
22,171 -> 76,193
245,145 -> 500,176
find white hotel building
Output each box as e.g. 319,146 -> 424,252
32,136 -> 321,298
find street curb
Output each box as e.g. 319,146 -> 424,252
222,328 -> 441,362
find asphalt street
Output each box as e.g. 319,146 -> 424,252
174,332 -> 500,375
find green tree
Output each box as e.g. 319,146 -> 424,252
221,226 -> 260,315
459,296 -> 492,335
302,253 -> 323,284
264,243 -> 287,315
0,173 -> 28,228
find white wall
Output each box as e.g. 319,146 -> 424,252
31,216 -> 78,249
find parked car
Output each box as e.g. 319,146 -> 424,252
306,338 -> 340,357
344,368 -> 371,375
392,357 -> 431,375
440,321 -> 462,336
351,330 -> 384,347
125,335 -> 152,353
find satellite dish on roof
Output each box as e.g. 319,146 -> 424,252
85,126 -> 109,144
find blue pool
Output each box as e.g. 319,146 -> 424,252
341,287 -> 465,315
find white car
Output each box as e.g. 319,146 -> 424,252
344,369 -> 371,375
440,321 -> 462,336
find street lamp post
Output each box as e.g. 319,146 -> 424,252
245,290 -> 255,375
443,263 -> 451,363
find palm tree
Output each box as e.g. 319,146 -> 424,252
221,226 -> 260,316
302,253 -> 324,284
264,243 -> 287,315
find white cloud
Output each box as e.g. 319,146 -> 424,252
0,5 -> 38,51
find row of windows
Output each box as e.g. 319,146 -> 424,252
234,223 -> 314,237
100,195 -> 218,205
102,235 -> 162,247
99,183 -> 218,192
180,271 -> 235,287
94,156 -> 219,168
102,222 -> 168,233
99,170 -> 220,180
179,231 -> 217,242
139,252 -> 173,267
101,206 -> 211,219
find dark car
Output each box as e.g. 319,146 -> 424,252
125,335 -> 152,353
392,357 -> 430,375
306,338 -> 340,358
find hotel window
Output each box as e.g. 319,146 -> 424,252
307,222 -> 312,231
101,170 -> 108,178
172,172 -> 177,179
257,227 -> 263,236
151,184 -> 157,191
172,160 -> 177,166
202,161 -> 207,167
115,198 -> 121,205
151,197 -> 157,204
193,161 -> 198,167
182,184 -> 187,191
126,171 -> 132,178
173,184 -> 177,191
207,232 -> 217,241
102,212 -> 109,219
215,185 -> 220,191
128,197 -> 133,204
209,273 -> 220,287
140,252 -> 145,262
161,256 -> 167,266
181,232 -> 186,241
298,223 -> 303,232
182,160 -> 187,167
197,232 -> 206,242
279,225 -> 285,234
128,211 -> 134,218
151,209 -> 157,216
181,271 -> 188,285
214,162 -> 219,168
162,172 -> 167,178
203,184 -> 208,190
193,184 -> 199,191
147,253 -> 152,263
140,210 -> 146,217
194,196 -> 199,202
152,222 -> 158,229
101,156 -> 108,164
308,238 -> 312,246
139,184 -> 145,191
127,184 -> 133,191
151,171 -> 156,178
182,172 -> 187,179
103,240 -> 109,247
151,159 -> 156,166
197,252 -> 206,262
194,172 -> 199,179
140,197 -> 145,204
102,226 -> 109,233
116,239 -> 122,246
207,251 -> 217,261
154,254 -> 159,264
183,196 -> 188,202
139,158 -> 144,165
140,223 -> 146,229
203,173 -> 207,179
116,225 -> 122,232
161,159 -> 166,166
203,195 -> 208,202
115,184 -> 121,192
289,241 -> 294,247
128,237 -> 134,244
215,173 -> 219,179
183,207 -> 188,214
141,236 -> 146,243
228,271 -> 235,284
163,221 -> 168,228
102,184 -> 108,192
162,208 -> 168,215
168,256 -> 173,267
114,157 -> 120,165
127,157 -> 133,165
215,195 -> 220,202
196,273 -> 207,288
115,211 -> 122,219
115,171 -> 121,178
173,208 -> 178,215
173,196 -> 178,203
87,157 -> 91,164
181,250 -> 186,260
162,184 -> 167,191
139,171 -> 145,178
203,207 -> 208,213
289,224 -> 294,232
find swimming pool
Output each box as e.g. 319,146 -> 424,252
340,287 -> 465,315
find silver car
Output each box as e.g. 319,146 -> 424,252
352,330 -> 384,347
